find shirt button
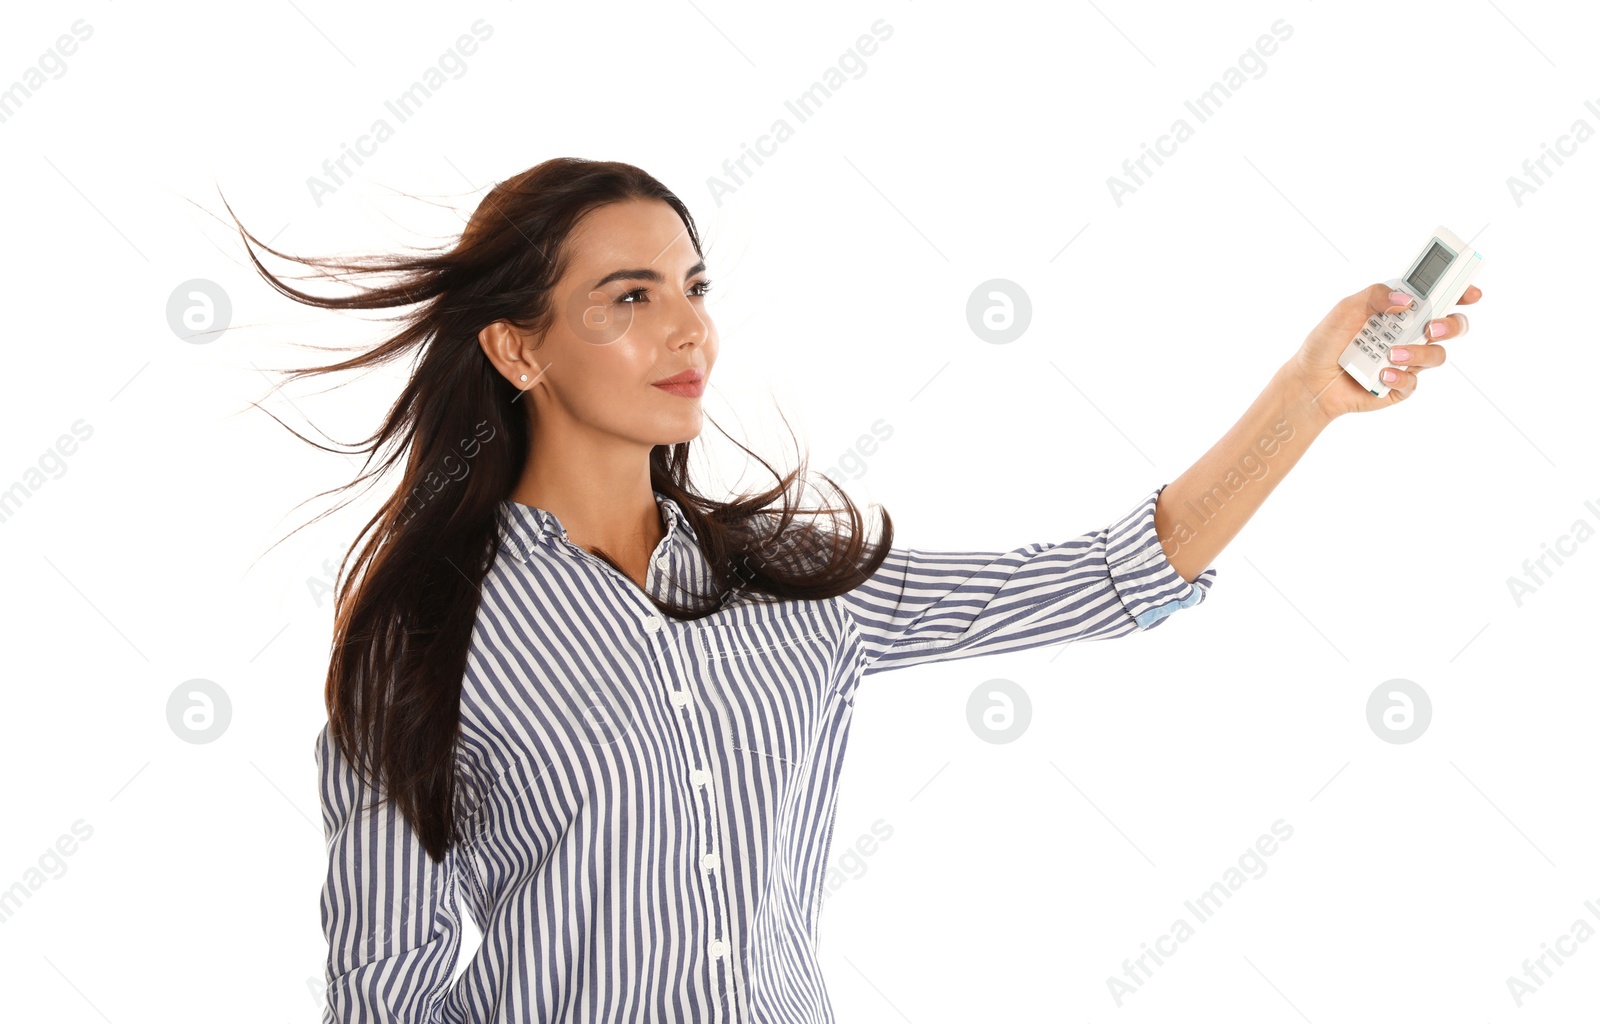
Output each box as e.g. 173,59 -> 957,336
642,615 -> 662,632
670,690 -> 691,708
655,556 -> 669,570
690,768 -> 710,786
709,938 -> 728,959
701,852 -> 720,871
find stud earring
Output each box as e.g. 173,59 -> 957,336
519,374 -> 529,382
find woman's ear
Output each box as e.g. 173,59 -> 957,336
478,320 -> 547,387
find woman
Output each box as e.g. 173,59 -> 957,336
239,157 -> 1478,1022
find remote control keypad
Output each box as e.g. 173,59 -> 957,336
1354,299 -> 1420,364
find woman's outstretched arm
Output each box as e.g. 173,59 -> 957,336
1156,281 -> 1482,583
837,280 -> 1482,674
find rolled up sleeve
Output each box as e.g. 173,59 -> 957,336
840,484 -> 1216,674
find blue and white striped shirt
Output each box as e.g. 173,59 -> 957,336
316,483 -> 1216,1022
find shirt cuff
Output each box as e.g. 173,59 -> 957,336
1106,484 -> 1217,629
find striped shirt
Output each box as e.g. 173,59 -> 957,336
316,483 -> 1216,1022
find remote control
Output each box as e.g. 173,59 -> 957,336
1339,226 -> 1484,397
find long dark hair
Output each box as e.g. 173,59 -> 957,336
229,157 -> 894,862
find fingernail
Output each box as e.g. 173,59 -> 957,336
1391,347 -> 1410,363
1428,321 -> 1446,337
1389,290 -> 1413,306
1382,369 -> 1398,383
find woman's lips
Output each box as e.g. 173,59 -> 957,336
651,368 -> 705,397
652,378 -> 705,398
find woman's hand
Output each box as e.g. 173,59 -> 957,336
1284,281 -> 1483,422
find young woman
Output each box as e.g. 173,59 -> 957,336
239,157 -> 1479,1022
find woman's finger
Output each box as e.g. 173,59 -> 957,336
1364,283 -> 1414,316
1423,311 -> 1469,341
1378,364 -> 1419,394
1389,341 -> 1446,371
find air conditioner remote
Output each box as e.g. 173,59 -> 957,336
1339,226 -> 1484,397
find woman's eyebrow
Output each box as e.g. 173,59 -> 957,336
593,259 -> 707,288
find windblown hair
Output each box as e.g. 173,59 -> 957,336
230,157 -> 894,861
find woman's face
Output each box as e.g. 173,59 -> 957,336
508,197 -> 717,448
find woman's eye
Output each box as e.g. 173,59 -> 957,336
619,280 -> 713,303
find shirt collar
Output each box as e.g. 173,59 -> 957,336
496,489 -> 693,564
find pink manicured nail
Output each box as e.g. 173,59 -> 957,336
1389,290 -> 1413,306
1391,347 -> 1410,362
1382,369 -> 1398,383
1428,321 -> 1447,337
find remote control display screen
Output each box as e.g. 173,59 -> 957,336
1406,241 -> 1453,298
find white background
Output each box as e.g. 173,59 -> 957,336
1,0 -> 1595,1020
